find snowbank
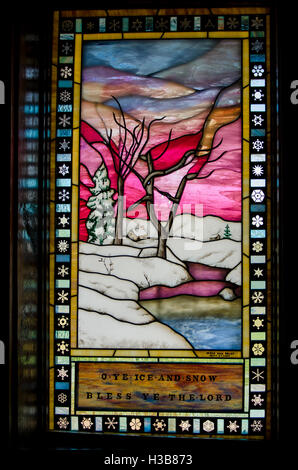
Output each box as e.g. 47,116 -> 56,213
78,309 -> 193,349
79,286 -> 154,324
167,238 -> 241,269
79,253 -> 192,289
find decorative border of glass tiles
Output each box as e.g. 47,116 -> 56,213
50,8 -> 272,439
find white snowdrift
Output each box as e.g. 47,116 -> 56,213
78,286 -> 154,324
78,309 -> 193,349
225,262 -> 241,286
79,241 -> 141,257
139,246 -> 186,268
79,253 -> 192,289
79,271 -> 139,300
167,237 -> 241,269
121,215 -> 241,242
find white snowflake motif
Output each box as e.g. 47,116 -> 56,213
108,19 -> 120,32
81,417 -> 93,430
252,89 -> 264,101
58,265 -> 69,277
252,241 -> 263,253
252,316 -> 264,330
153,419 -> 167,431
226,17 -> 239,29
57,239 -> 69,253
251,16 -> 264,30
252,139 -> 264,152
202,420 -> 214,433
60,90 -> 71,103
252,114 -> 264,126
251,394 -> 264,407
252,165 -> 264,177
58,214 -> 70,227
155,18 -> 169,31
252,64 -> 264,77
86,21 -> 95,31
105,417 -> 118,430
57,365 -> 69,380
251,39 -> 264,53
131,18 -> 143,31
57,340 -> 69,354
179,420 -> 191,432
251,291 -> 264,304
129,418 -> 142,431
251,420 -> 263,432
57,289 -> 69,304
252,215 -> 263,227
254,268 -> 263,278
61,20 -> 73,32
57,315 -> 69,329
57,417 -> 69,429
179,17 -> 192,31
58,393 -> 68,404
252,368 -> 265,382
251,189 -> 265,203
58,114 -> 71,128
226,420 -> 239,432
252,342 -> 265,356
59,139 -> 71,151
59,164 -> 69,176
61,42 -> 73,55
58,189 -> 70,202
60,66 -> 72,79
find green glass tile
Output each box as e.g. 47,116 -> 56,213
194,17 -> 201,31
250,358 -> 266,366
145,17 -> 153,32
59,56 -> 74,64
241,16 -> 249,30
99,18 -> 106,32
55,279 -> 70,289
55,330 -> 70,339
251,281 -> 266,289
251,332 -> 266,341
251,306 -> 266,315
193,418 -> 200,433
119,416 -> 127,432
250,409 -> 265,418
250,31 -> 265,37
95,417 -> 103,431
218,16 -> 224,30
60,34 -> 74,40
122,17 -> 129,32
55,229 -> 71,238
241,419 -> 249,434
168,418 -> 176,432
76,19 -> 82,33
55,356 -> 70,365
170,17 -> 177,31
217,418 -> 224,433
55,305 -> 70,314
71,416 -> 79,430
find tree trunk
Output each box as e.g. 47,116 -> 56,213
157,234 -> 167,259
114,176 -> 124,245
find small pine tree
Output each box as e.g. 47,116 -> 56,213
86,163 -> 115,245
223,224 -> 232,239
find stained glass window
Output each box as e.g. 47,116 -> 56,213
49,7 -> 275,439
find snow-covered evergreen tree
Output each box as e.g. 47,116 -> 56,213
86,163 -> 115,245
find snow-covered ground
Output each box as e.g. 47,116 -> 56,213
77,215 -> 241,349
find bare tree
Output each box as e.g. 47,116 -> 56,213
82,83 -> 240,254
